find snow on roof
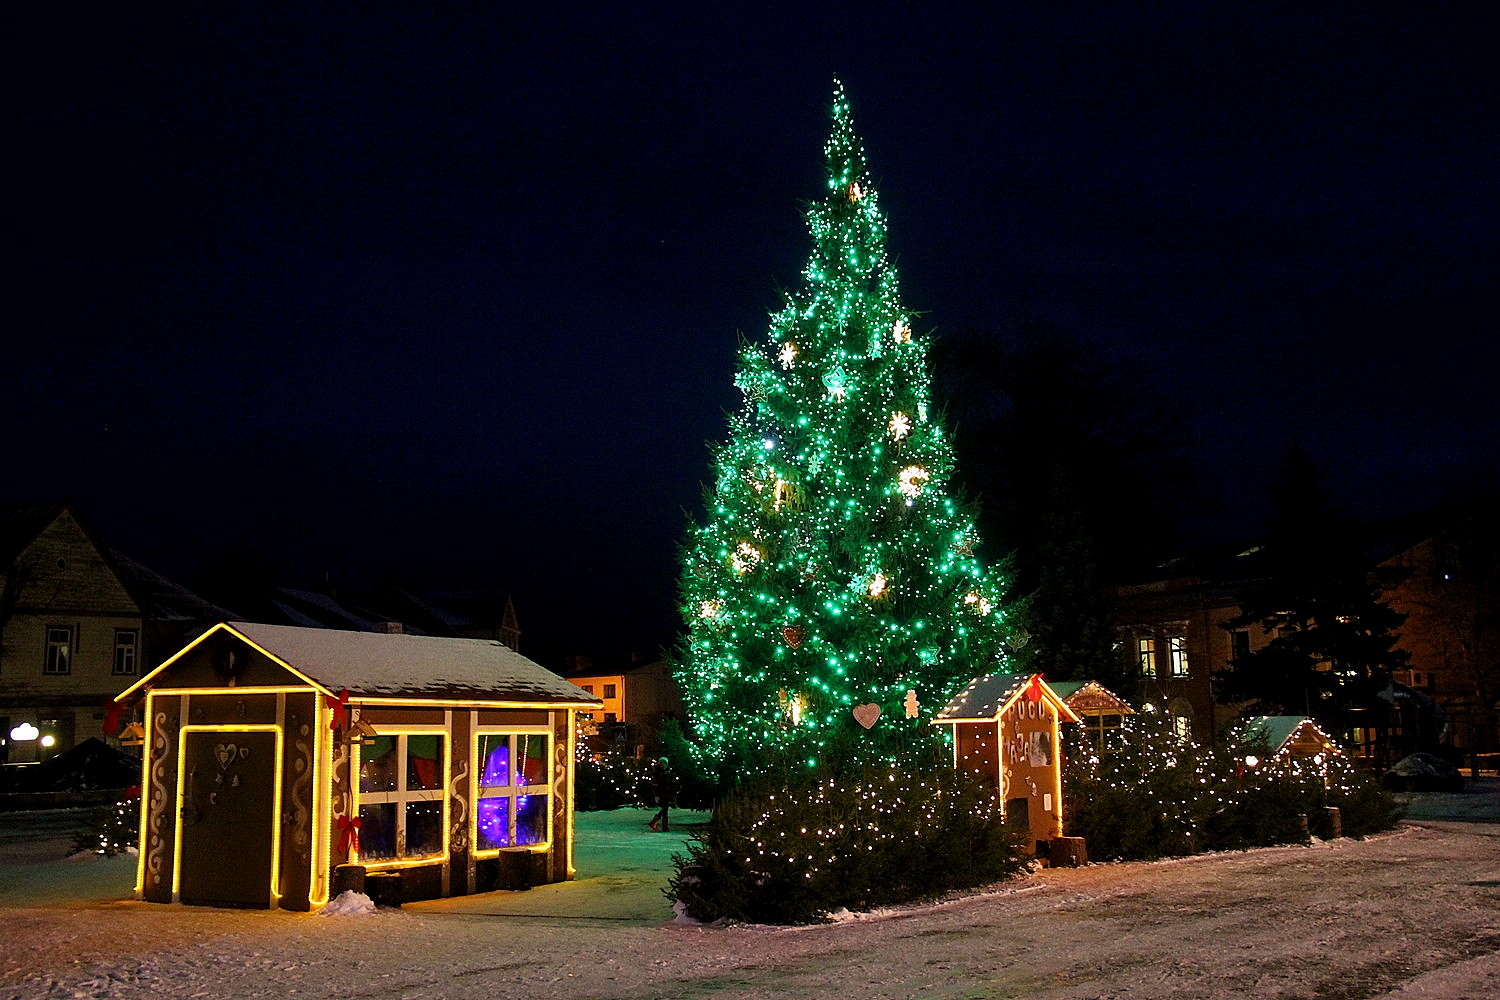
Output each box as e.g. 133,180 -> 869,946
225,621 -> 599,704
934,672 -> 1080,723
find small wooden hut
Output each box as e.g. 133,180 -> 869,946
934,672 -> 1080,855
1239,715 -> 1343,764
114,621 -> 600,910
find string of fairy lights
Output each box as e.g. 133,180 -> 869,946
676,81 -> 1016,770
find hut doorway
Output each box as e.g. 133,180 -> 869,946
178,728 -> 280,908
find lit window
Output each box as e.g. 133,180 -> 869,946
112,630 -> 139,675
1172,714 -> 1193,739
1137,637 -> 1157,678
44,626 -> 72,675
357,733 -> 446,862
475,732 -> 551,851
1169,635 -> 1189,677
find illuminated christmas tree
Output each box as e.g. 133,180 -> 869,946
675,82 -> 1019,778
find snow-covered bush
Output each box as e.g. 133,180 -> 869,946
666,765 -> 1027,925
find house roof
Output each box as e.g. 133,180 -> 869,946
934,672 -> 1081,724
123,621 -> 601,706
0,503 -> 65,565
107,548 -> 239,623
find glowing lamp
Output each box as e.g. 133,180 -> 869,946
9,722 -> 39,742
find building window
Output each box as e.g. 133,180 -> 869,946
44,626 -> 73,675
1137,637 -> 1157,678
1231,630 -> 1251,662
112,630 -> 139,675
581,685 -> 594,694
358,733 -> 446,862
1169,635 -> 1189,677
603,683 -> 617,699
475,732 -> 551,851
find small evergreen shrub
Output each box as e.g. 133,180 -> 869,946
1063,713 -> 1404,860
667,765 -> 1028,925
574,754 -> 651,811
73,790 -> 141,856
1062,713 -> 1201,861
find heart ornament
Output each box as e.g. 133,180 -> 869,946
852,703 -> 881,729
215,744 -> 237,769
782,625 -> 807,649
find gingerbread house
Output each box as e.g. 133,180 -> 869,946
114,621 -> 600,910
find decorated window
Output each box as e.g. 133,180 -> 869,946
474,732 -> 551,851
1168,635 -> 1189,677
357,732 -> 447,862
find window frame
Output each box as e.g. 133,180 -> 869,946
471,726 -> 553,856
1137,636 -> 1157,678
112,629 -> 139,676
354,727 -> 450,865
1168,634 -> 1190,678
43,625 -> 74,676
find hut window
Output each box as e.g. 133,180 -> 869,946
475,732 -> 552,851
357,733 -> 447,862
1083,713 -> 1126,753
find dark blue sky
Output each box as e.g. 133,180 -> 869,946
9,3 -> 1497,661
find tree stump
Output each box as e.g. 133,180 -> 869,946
1049,836 -> 1088,868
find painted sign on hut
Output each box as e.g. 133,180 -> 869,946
934,672 -> 1080,855
114,621 -> 601,910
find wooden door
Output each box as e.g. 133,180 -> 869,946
178,730 -> 278,908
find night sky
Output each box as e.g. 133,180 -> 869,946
10,4 -> 1497,663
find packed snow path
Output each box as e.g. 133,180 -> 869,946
2,804 -> 1497,999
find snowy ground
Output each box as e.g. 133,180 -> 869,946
1,783 -> 1497,1000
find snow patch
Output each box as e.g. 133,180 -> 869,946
319,890 -> 376,916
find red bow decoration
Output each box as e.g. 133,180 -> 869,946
326,689 -> 350,732
338,814 -> 361,852
1025,674 -> 1044,703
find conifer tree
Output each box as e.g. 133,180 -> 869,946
675,83 -> 1018,779
1216,443 -> 1408,741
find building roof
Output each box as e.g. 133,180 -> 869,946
125,621 -> 601,706
0,503 -> 66,565
934,671 -> 1081,724
107,548 -> 239,623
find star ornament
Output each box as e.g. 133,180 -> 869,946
888,412 -> 911,441
779,341 -> 798,369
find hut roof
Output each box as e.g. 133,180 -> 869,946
934,672 -> 1081,724
121,621 -> 600,706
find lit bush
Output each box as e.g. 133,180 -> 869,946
667,765 -> 1028,925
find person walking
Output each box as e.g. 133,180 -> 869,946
646,756 -> 673,832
